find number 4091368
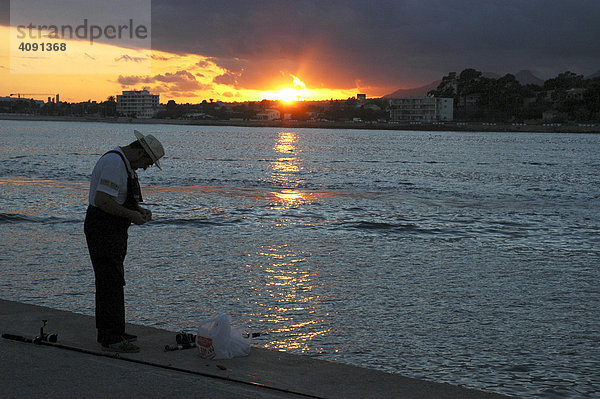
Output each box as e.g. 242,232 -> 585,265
18,42 -> 67,51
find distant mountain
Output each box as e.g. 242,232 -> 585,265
383,80 -> 441,98
587,70 -> 600,79
485,70 -> 544,85
514,70 -> 544,86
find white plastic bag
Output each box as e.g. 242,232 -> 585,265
196,312 -> 250,359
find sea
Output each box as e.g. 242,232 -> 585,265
1,119 -> 598,398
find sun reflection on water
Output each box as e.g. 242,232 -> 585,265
256,133 -> 334,352
272,131 -> 298,154
270,131 -> 311,208
247,244 -> 332,353
270,189 -> 309,208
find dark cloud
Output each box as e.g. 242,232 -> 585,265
0,0 -> 7,25
212,72 -> 240,87
117,70 -> 211,92
150,0 -> 600,92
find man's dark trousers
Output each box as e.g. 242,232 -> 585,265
85,205 -> 129,345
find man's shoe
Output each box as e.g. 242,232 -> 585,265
101,340 -> 140,353
98,332 -> 137,343
122,332 -> 137,342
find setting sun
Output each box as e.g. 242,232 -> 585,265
263,75 -> 311,102
257,73 -> 361,103
275,88 -> 303,103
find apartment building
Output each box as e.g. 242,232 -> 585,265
389,97 -> 453,122
255,108 -> 281,120
116,90 -> 159,118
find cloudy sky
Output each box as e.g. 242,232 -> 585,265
1,0 -> 599,102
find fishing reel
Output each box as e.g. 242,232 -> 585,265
164,331 -> 196,351
176,332 -> 196,346
34,320 -> 58,344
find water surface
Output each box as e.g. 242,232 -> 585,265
1,120 -> 598,398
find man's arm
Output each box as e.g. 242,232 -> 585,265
95,191 -> 147,225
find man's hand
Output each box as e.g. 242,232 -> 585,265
130,211 -> 147,225
139,207 -> 152,222
95,191 -> 148,225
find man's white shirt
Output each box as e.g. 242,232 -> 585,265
89,147 -> 131,206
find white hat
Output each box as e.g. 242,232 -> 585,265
134,130 -> 165,170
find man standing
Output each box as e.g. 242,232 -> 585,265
84,130 -> 165,353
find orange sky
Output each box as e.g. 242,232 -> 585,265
1,24 -> 374,104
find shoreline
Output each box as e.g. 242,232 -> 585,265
2,113 -> 599,133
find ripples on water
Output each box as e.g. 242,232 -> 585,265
1,120 -> 599,398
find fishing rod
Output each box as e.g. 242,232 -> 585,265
2,321 -> 325,399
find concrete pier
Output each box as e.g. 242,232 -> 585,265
0,299 -> 509,398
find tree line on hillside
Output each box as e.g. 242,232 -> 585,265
428,69 -> 600,123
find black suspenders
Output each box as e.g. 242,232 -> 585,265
103,150 -> 143,208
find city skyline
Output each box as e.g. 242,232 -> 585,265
1,0 -> 599,103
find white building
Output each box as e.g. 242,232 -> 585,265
389,97 -> 453,122
255,108 -> 280,121
116,90 -> 159,118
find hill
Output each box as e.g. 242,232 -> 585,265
587,70 -> 600,79
482,70 -> 544,85
514,70 -> 544,86
383,80 -> 441,98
